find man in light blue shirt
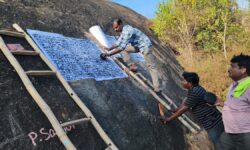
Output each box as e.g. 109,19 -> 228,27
102,19 -> 160,92
114,23 -> 152,52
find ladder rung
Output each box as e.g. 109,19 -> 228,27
61,118 -> 91,127
11,50 -> 39,56
0,30 -> 25,38
25,70 -> 56,76
105,147 -> 112,150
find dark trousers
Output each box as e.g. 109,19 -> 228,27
207,121 -> 224,150
220,132 -> 250,150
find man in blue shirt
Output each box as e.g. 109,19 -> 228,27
102,19 -> 160,92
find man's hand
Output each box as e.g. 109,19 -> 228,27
124,68 -> 130,73
206,98 -> 224,107
159,116 -> 171,124
214,99 -> 224,107
102,46 -> 110,51
159,104 -> 188,124
100,53 -> 110,60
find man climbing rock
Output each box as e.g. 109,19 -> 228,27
101,18 -> 161,93
219,54 -> 250,150
160,72 -> 224,149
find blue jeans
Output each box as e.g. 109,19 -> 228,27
220,132 -> 250,150
207,121 -> 224,150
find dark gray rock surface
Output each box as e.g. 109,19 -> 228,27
0,0 -> 197,149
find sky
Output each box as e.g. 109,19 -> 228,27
112,0 -> 249,19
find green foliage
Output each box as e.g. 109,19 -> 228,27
153,0 -> 250,97
153,0 -> 244,55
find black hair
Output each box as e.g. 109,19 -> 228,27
231,54 -> 250,75
113,18 -> 123,25
182,72 -> 199,86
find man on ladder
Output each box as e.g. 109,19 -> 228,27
101,18 -> 161,93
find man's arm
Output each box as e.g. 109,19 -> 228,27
103,44 -> 119,51
169,101 -> 185,113
102,27 -> 132,58
101,48 -> 123,58
109,48 -> 123,56
160,104 -> 189,124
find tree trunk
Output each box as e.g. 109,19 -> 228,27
223,22 -> 227,58
187,42 -> 194,67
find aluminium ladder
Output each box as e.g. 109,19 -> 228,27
0,25 -> 118,150
113,59 -> 200,133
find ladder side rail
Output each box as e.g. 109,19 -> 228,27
13,24 -> 118,150
114,58 -> 198,133
136,73 -> 201,130
0,36 -> 76,150
84,31 -> 198,133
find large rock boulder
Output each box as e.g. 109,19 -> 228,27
0,0 -> 211,149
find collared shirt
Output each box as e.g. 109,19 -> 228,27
115,25 -> 152,52
185,85 -> 222,130
222,77 -> 250,133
